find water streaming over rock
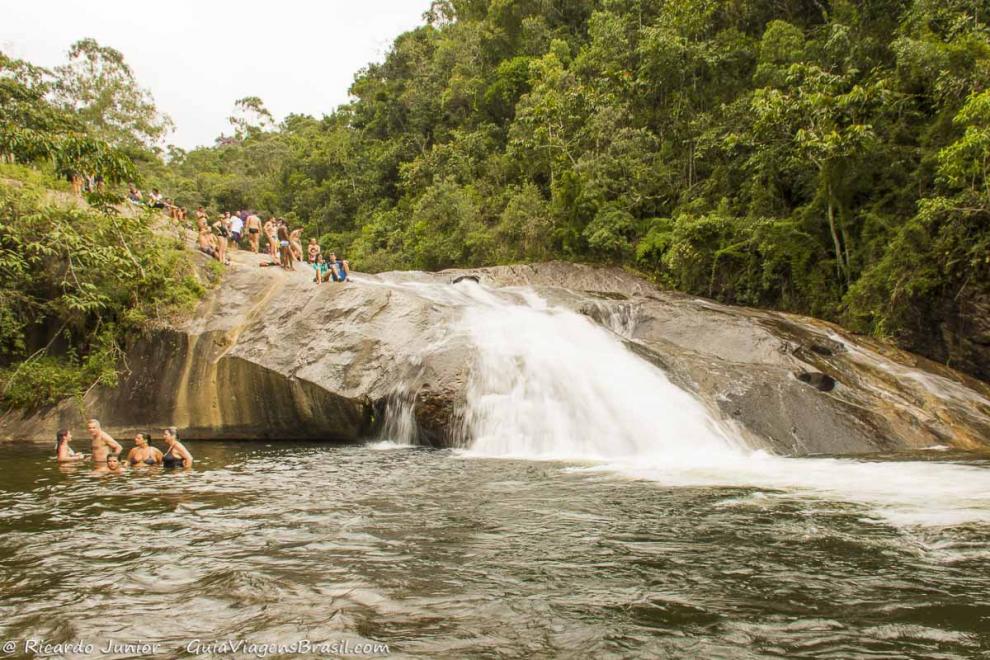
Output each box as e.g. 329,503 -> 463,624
458,283 -> 741,461
371,278 -> 990,528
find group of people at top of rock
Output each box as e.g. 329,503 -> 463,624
193,208 -> 351,282
127,183 -> 188,220
55,418 -> 193,474
124,182 -> 353,283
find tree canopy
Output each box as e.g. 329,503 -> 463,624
0,43 -> 200,409
158,0 -> 990,378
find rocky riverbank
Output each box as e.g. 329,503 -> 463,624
2,251 -> 989,455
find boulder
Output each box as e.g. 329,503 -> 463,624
2,257 -> 988,456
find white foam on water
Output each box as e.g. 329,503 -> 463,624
447,281 -> 990,529
367,440 -> 416,451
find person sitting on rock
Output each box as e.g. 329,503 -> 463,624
312,253 -> 331,284
198,227 -> 219,259
148,188 -> 166,209
328,252 -> 350,282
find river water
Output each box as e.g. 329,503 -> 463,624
1,441 -> 989,658
4,281 -> 990,657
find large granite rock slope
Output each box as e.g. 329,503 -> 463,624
3,254 -> 989,455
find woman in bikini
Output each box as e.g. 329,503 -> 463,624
126,432 -> 163,466
162,427 -> 193,468
55,429 -> 86,462
307,238 -> 320,264
277,221 -> 295,270
289,227 -> 304,263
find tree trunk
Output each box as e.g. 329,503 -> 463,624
826,183 -> 845,286
837,207 -> 853,288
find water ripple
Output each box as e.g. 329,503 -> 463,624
0,442 -> 988,657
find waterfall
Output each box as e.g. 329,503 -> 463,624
458,283 -> 744,462
376,390 -> 419,446
366,276 -> 990,526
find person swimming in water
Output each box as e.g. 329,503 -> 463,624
55,429 -> 86,463
87,418 -> 122,465
162,427 -> 193,468
126,432 -> 163,466
95,453 -> 126,475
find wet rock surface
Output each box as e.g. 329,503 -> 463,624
2,258 -> 989,455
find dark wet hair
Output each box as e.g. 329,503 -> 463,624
55,429 -> 69,451
136,432 -> 152,445
107,453 -> 120,463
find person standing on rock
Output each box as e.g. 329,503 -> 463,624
307,238 -> 321,264
228,212 -> 244,249
263,217 -> 279,260
245,212 -> 262,253
289,227 -> 303,263
211,216 -> 230,264
87,419 -> 122,465
328,252 -> 350,282
276,220 -> 291,269
195,207 -> 209,232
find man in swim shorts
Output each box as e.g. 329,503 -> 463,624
87,418 -> 122,465
245,213 -> 262,253
327,252 -> 351,282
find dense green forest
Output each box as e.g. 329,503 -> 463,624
3,0 -> 990,389
158,0 -> 990,379
0,47 -> 204,408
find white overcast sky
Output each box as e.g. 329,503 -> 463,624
1,0 -> 433,149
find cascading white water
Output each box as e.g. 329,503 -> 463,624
363,276 -> 990,527
460,287 -> 742,462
